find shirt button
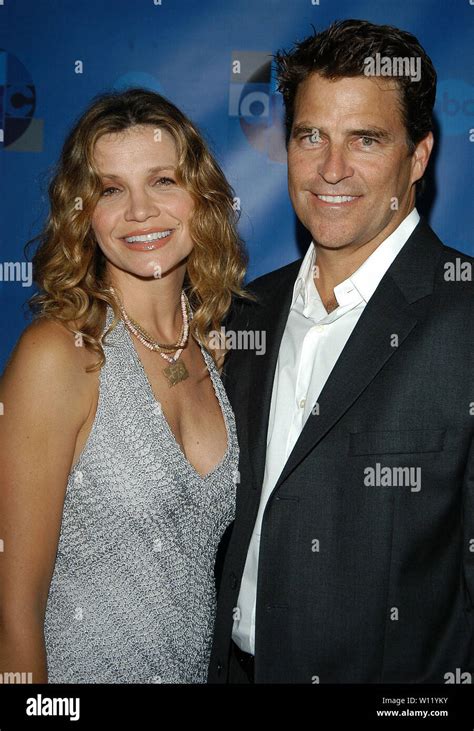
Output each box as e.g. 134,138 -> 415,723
314,325 -> 325,333
299,398 -> 306,408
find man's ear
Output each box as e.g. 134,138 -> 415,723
411,131 -> 434,185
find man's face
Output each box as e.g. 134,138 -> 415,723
287,73 -> 432,252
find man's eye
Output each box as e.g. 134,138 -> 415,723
302,131 -> 321,144
361,137 -> 377,147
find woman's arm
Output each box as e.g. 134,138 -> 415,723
0,318 -> 95,683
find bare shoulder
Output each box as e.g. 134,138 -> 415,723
6,316 -> 96,370
1,317 -> 99,422
0,319 -> 101,629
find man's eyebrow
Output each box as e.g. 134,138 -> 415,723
99,165 -> 176,179
292,124 -> 322,138
349,127 -> 394,141
291,123 -> 394,142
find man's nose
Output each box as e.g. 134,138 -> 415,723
317,143 -> 354,185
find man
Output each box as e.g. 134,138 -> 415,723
208,19 -> 474,683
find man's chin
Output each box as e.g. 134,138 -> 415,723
311,235 -> 355,251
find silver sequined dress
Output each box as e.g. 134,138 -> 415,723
43,305 -> 238,683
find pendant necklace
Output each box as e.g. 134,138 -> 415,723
109,287 -> 192,387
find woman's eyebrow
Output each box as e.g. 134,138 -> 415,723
99,164 -> 176,179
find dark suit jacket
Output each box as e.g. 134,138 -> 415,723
208,218 -> 474,683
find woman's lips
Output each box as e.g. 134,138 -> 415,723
121,229 -> 174,251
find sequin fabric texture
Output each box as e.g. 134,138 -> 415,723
44,305 -> 238,683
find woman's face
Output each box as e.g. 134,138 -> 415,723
91,124 -> 195,281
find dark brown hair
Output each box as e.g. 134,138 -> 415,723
275,19 -> 437,191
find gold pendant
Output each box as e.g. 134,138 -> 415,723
163,359 -> 189,387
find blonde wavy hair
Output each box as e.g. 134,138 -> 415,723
27,87 -> 251,371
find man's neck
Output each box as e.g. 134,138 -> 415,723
312,207 -> 415,310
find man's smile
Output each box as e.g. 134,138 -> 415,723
310,192 -> 362,206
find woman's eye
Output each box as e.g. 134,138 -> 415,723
101,177 -> 176,196
155,177 -> 176,186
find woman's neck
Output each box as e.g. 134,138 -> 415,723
108,265 -> 187,344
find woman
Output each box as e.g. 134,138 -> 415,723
0,88 -> 249,683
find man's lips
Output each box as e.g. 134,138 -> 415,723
311,193 -> 362,206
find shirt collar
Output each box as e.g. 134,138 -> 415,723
291,208 -> 420,311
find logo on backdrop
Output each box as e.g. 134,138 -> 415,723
228,57 -> 474,146
228,51 -> 286,162
0,49 -> 42,151
435,79 -> 474,137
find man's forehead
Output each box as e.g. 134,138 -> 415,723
295,73 -> 402,103
293,75 -> 404,128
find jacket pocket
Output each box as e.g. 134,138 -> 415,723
349,428 -> 446,455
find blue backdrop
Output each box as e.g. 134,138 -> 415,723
1,0 -> 473,371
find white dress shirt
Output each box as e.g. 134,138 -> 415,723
232,208 -> 421,654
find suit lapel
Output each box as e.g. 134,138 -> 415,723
274,276 -> 418,490
248,218 -> 444,495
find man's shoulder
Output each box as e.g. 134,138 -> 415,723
246,257 -> 303,301
437,241 -> 474,267
225,257 -> 302,328
415,217 -> 472,262
223,259 -> 302,328
393,217 -> 473,302
432,236 -> 474,295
